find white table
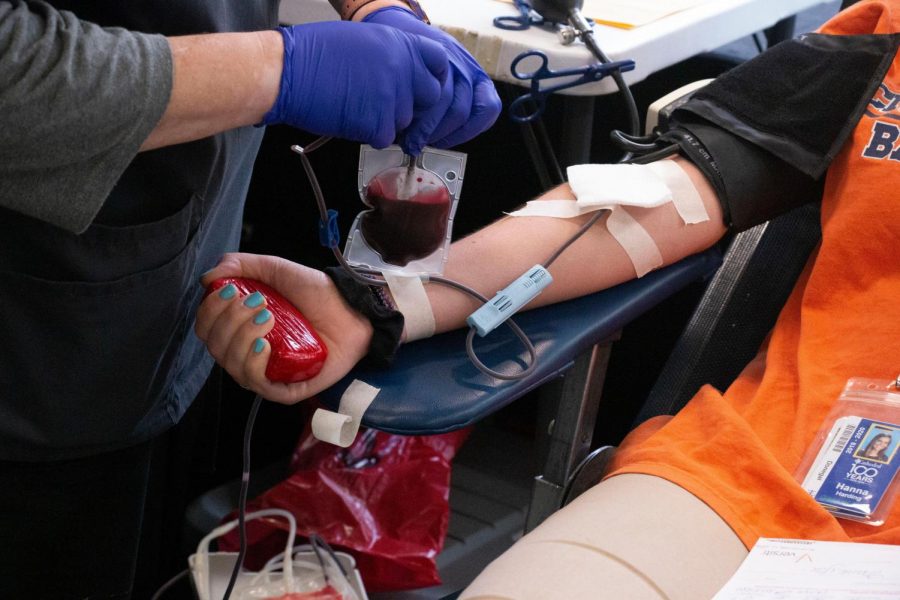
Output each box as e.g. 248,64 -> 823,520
281,0 -> 829,95
279,0 -> 830,165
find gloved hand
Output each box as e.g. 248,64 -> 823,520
364,7 -> 502,155
261,21 -> 449,148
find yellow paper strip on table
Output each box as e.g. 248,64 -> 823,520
494,0 -> 716,29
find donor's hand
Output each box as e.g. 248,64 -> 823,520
196,253 -> 374,404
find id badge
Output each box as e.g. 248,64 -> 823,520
796,377 -> 900,525
802,417 -> 900,518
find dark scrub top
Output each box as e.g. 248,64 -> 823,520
0,0 -> 279,460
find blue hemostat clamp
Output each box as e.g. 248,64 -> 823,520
508,50 -> 635,123
467,265 -> 553,337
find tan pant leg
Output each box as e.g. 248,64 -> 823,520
461,473 -> 748,600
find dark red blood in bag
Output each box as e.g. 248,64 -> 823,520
360,166 -> 451,266
204,277 -> 327,383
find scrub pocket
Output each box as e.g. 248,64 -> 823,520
0,194 -> 205,457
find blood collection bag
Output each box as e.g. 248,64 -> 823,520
345,145 -> 466,275
360,165 -> 450,266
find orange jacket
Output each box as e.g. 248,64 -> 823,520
610,0 -> 900,547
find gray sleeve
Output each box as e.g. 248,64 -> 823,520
0,1 -> 173,233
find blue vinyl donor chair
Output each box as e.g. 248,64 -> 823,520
185,248 -> 723,600
318,249 -> 722,525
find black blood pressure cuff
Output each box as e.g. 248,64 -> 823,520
661,32 -> 900,231
660,118 -> 824,232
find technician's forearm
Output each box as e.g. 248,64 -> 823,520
327,0 -> 412,21
427,158 -> 727,334
141,31 -> 283,151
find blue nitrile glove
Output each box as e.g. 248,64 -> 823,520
363,7 -> 502,155
262,21 -> 448,148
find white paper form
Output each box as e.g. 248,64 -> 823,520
713,538 -> 900,600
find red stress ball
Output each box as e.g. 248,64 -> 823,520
204,277 -> 327,383
360,166 -> 451,266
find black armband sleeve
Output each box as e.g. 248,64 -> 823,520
659,31 -> 900,232
324,267 -> 405,369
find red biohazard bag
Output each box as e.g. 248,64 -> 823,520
219,416 -> 470,592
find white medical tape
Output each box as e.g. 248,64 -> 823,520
310,379 -> 379,447
507,201 -> 663,277
506,199 -> 588,218
382,271 -> 435,342
605,207 -> 663,277
505,164 -> 674,277
645,160 -> 709,225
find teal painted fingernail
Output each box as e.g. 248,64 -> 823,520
243,291 -> 264,308
253,309 -> 272,325
218,284 -> 237,300
252,338 -> 266,354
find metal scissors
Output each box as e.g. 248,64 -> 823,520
493,0 -> 544,31
508,50 -> 636,123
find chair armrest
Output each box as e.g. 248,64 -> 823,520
318,248 -> 723,435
